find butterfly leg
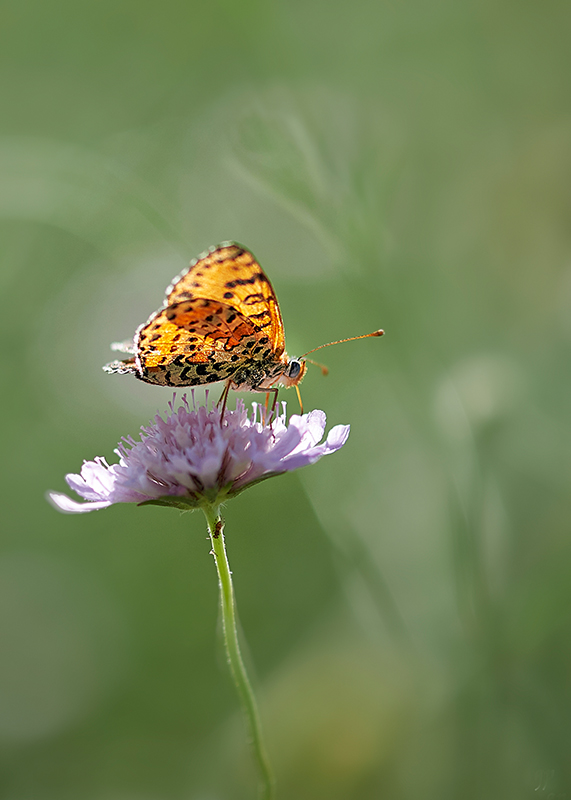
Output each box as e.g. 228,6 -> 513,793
263,392 -> 270,425
295,384 -> 304,415
216,379 -> 232,422
264,388 -> 280,428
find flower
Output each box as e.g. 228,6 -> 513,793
47,395 -> 350,513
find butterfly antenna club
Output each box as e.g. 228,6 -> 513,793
301,328 -> 384,358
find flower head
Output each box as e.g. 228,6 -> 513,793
48,395 -> 350,513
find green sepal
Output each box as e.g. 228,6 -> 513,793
136,474 -> 286,512
138,496 -> 201,510
137,483 -> 237,512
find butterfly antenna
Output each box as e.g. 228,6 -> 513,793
301,329 -> 384,358
305,357 -> 329,376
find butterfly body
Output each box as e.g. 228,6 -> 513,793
105,243 -> 307,392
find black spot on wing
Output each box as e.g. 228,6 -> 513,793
243,294 -> 266,306
224,272 -> 268,289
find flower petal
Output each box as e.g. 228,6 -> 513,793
324,423 -> 351,450
46,491 -> 112,514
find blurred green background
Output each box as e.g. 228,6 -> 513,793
2,0 -> 571,798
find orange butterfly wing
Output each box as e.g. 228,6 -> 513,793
165,243 -> 286,359
135,298 -> 267,386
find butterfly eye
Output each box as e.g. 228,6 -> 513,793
287,359 -> 302,379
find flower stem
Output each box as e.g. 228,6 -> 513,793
202,504 -> 276,800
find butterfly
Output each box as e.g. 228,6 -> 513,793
104,242 -> 383,410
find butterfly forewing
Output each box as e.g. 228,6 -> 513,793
166,243 -> 286,359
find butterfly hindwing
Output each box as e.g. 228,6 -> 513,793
135,297 -> 273,386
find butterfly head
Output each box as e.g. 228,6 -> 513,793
279,357 -> 307,388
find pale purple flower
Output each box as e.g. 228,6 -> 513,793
47,395 -> 350,513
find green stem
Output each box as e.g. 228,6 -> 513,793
202,504 -> 276,800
